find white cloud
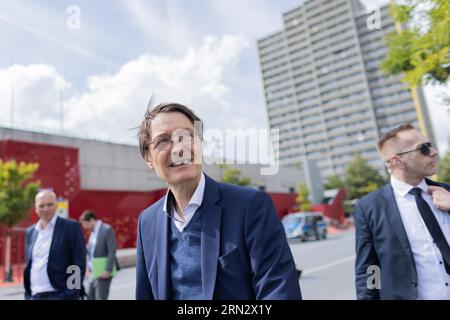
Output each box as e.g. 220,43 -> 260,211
0,64 -> 70,130
118,0 -> 201,55
67,34 -> 248,139
0,35 -> 249,143
117,0 -> 166,46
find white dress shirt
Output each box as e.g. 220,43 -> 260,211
391,176 -> 450,299
87,220 -> 102,271
30,214 -> 58,295
163,172 -> 205,232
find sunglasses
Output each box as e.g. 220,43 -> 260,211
396,142 -> 432,156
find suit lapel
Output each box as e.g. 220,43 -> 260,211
200,175 -> 222,300
28,228 -> 39,262
48,216 -> 62,262
382,184 -> 417,273
156,201 -> 170,300
93,223 -> 104,257
425,178 -> 449,190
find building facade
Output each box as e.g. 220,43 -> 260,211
258,0 -> 435,178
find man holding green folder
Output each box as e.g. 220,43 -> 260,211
79,210 -> 118,300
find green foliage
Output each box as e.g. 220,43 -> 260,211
220,165 -> 251,186
381,0 -> 450,86
325,174 -> 345,190
0,160 -> 40,227
390,2 -> 414,23
345,154 -> 386,200
296,182 -> 313,212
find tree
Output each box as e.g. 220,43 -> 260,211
381,0 -> 450,87
296,182 -> 313,212
325,174 -> 345,190
0,160 -> 40,282
345,154 -> 386,200
437,142 -> 450,182
220,165 -> 251,186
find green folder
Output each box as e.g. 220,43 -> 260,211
92,257 -> 117,279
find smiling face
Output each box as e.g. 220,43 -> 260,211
144,111 -> 202,187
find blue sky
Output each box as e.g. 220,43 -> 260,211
0,0 -> 448,159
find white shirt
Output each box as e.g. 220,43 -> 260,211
391,176 -> 450,300
87,220 -> 102,271
30,214 -> 58,295
163,172 -> 205,232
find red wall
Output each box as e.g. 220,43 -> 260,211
0,139 -> 165,254
0,140 -> 80,202
71,189 -> 166,248
0,139 -> 298,264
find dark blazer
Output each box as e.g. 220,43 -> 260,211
136,174 -> 301,300
24,216 -> 86,300
355,178 -> 450,300
91,222 -> 118,274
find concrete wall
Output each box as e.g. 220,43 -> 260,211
0,126 -> 313,195
0,126 -> 163,191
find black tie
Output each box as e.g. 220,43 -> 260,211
409,187 -> 450,275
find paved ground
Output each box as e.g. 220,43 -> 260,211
291,228 -> 356,300
0,229 -> 356,300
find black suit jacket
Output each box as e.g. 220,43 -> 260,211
355,178 -> 450,300
24,216 -> 86,299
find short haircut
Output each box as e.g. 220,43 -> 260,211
35,189 -> 57,202
377,124 -> 416,153
79,210 -> 97,222
137,101 -> 203,159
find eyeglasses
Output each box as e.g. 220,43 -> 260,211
396,142 -> 432,156
149,130 -> 195,151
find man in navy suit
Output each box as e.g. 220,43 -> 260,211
135,102 -> 301,300
355,124 -> 450,300
24,190 -> 86,300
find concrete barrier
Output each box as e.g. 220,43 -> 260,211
117,248 -> 136,269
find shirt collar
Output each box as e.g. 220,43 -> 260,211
35,213 -> 58,231
93,220 -> 102,234
390,175 -> 428,197
163,172 -> 205,214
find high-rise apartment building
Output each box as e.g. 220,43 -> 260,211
258,0 -> 435,178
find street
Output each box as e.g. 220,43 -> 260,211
0,229 -> 356,300
292,228 -> 356,300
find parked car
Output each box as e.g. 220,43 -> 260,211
282,212 -> 328,241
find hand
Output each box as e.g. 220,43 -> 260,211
99,271 -> 111,279
428,186 -> 450,211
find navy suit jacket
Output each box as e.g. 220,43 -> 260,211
24,216 -> 86,300
136,174 -> 302,300
355,178 -> 450,300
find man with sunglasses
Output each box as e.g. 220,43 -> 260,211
135,102 -> 301,300
355,124 -> 450,300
